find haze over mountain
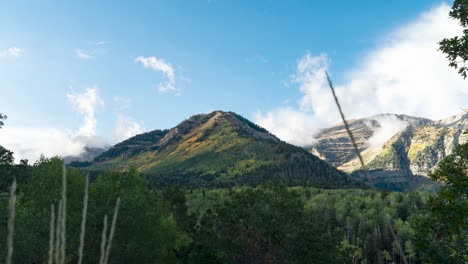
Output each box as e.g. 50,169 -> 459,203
79,111 -> 364,188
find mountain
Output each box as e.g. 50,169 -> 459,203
63,146 -> 108,164
310,114 -> 432,167
85,111 -> 365,188
310,113 -> 468,190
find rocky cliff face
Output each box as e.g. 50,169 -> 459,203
310,114 -> 433,168
310,113 -> 468,189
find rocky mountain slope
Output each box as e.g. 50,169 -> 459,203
85,111 -> 365,188
310,113 -> 468,190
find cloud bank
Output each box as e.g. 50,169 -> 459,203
255,3 -> 468,146
0,88 -> 106,162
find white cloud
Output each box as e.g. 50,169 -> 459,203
113,114 -> 144,143
366,116 -> 408,147
0,87 -> 108,162
112,96 -> 144,142
254,108 -> 318,146
0,47 -> 23,58
135,56 -> 179,94
67,87 -> 104,137
0,88 -> 107,162
75,49 -> 93,59
0,127 -> 109,162
256,3 -> 468,146
0,127 -> 85,162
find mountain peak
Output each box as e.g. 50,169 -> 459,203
85,111 -> 364,188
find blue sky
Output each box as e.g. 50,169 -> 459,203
0,0 -> 466,161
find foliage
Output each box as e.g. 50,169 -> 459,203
0,158 -> 183,263
439,0 -> 468,78
0,153 -> 449,263
187,185 -> 344,263
412,142 -> 468,263
0,157 -> 439,263
0,147 -> 30,192
0,146 -> 14,165
84,168 -> 181,263
185,185 -> 427,263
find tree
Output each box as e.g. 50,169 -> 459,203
0,146 -> 14,165
0,113 -> 6,128
162,185 -> 194,231
84,168 -> 181,263
0,146 -> 15,191
13,157 -> 86,262
413,142 -> 468,263
439,0 -> 468,78
190,184 -> 343,263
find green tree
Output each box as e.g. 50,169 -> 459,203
190,184 -> 343,263
162,185 -> 194,231
13,157 -> 86,263
3,159 -> 183,263
84,168 -> 181,263
0,146 -> 14,165
439,0 -> 468,78
413,142 -> 468,263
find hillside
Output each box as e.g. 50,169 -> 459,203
311,113 -> 468,190
64,146 -> 108,164
86,111 -> 365,188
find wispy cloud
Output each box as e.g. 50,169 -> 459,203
135,56 -> 180,95
67,87 -> 104,137
113,96 -> 132,110
113,114 -> 144,143
0,47 -> 23,58
112,96 -> 144,142
75,41 -> 110,59
255,3 -> 467,146
75,49 -> 93,59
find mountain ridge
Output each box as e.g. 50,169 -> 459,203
83,111 -> 365,188
310,112 -> 467,190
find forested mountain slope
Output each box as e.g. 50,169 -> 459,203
86,111 -> 365,188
